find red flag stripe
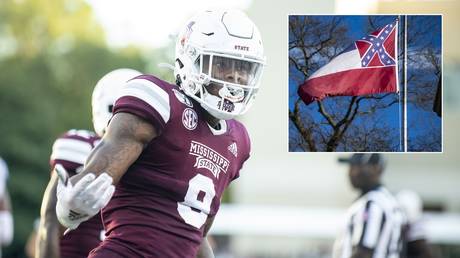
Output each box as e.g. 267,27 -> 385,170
298,66 -> 397,104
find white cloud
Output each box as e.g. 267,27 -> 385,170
84,0 -> 252,49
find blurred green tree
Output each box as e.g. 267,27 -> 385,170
0,0 -> 173,257
0,0 -> 105,57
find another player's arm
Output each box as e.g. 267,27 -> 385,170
196,216 -> 215,258
26,226 -> 38,258
70,112 -> 157,185
36,173 -> 65,258
0,189 -> 9,211
0,189 -> 13,246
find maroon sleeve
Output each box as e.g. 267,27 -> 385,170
112,75 -> 173,135
49,130 -> 99,177
113,96 -> 167,135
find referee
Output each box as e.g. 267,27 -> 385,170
333,153 -> 405,258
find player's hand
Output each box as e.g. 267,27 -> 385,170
55,164 -> 115,230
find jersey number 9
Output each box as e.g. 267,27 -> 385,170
177,174 -> 216,228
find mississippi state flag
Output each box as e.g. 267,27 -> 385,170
298,20 -> 399,105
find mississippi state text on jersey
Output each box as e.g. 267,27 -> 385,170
91,75 -> 251,258
50,129 -> 105,257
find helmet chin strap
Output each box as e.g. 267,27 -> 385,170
218,85 -> 244,102
202,92 -> 223,112
184,76 -> 247,120
201,92 -> 245,120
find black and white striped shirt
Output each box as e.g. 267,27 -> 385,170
334,186 -> 405,258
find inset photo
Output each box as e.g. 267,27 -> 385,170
289,15 -> 442,152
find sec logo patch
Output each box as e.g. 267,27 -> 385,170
182,108 -> 198,130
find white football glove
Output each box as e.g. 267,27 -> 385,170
55,164 -> 115,230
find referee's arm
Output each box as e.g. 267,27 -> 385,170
351,247 -> 373,258
351,201 -> 385,258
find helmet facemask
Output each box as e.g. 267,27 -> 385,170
174,9 -> 266,120
178,44 -> 264,120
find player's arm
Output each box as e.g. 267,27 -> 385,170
73,112 -> 157,184
196,237 -> 214,258
36,173 -> 65,258
196,216 -> 215,258
56,112 -> 157,229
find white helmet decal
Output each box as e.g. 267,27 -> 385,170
174,9 -> 266,120
91,68 -> 142,136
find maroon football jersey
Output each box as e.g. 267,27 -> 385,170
92,75 -> 251,258
50,129 -> 105,257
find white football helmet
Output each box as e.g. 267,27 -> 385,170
396,190 -> 422,223
174,9 -> 266,120
92,68 -> 142,136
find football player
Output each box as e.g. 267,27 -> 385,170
35,68 -> 141,258
55,9 -> 265,258
0,157 -> 13,257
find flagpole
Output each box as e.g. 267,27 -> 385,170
397,16 -> 404,152
404,15 -> 408,152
